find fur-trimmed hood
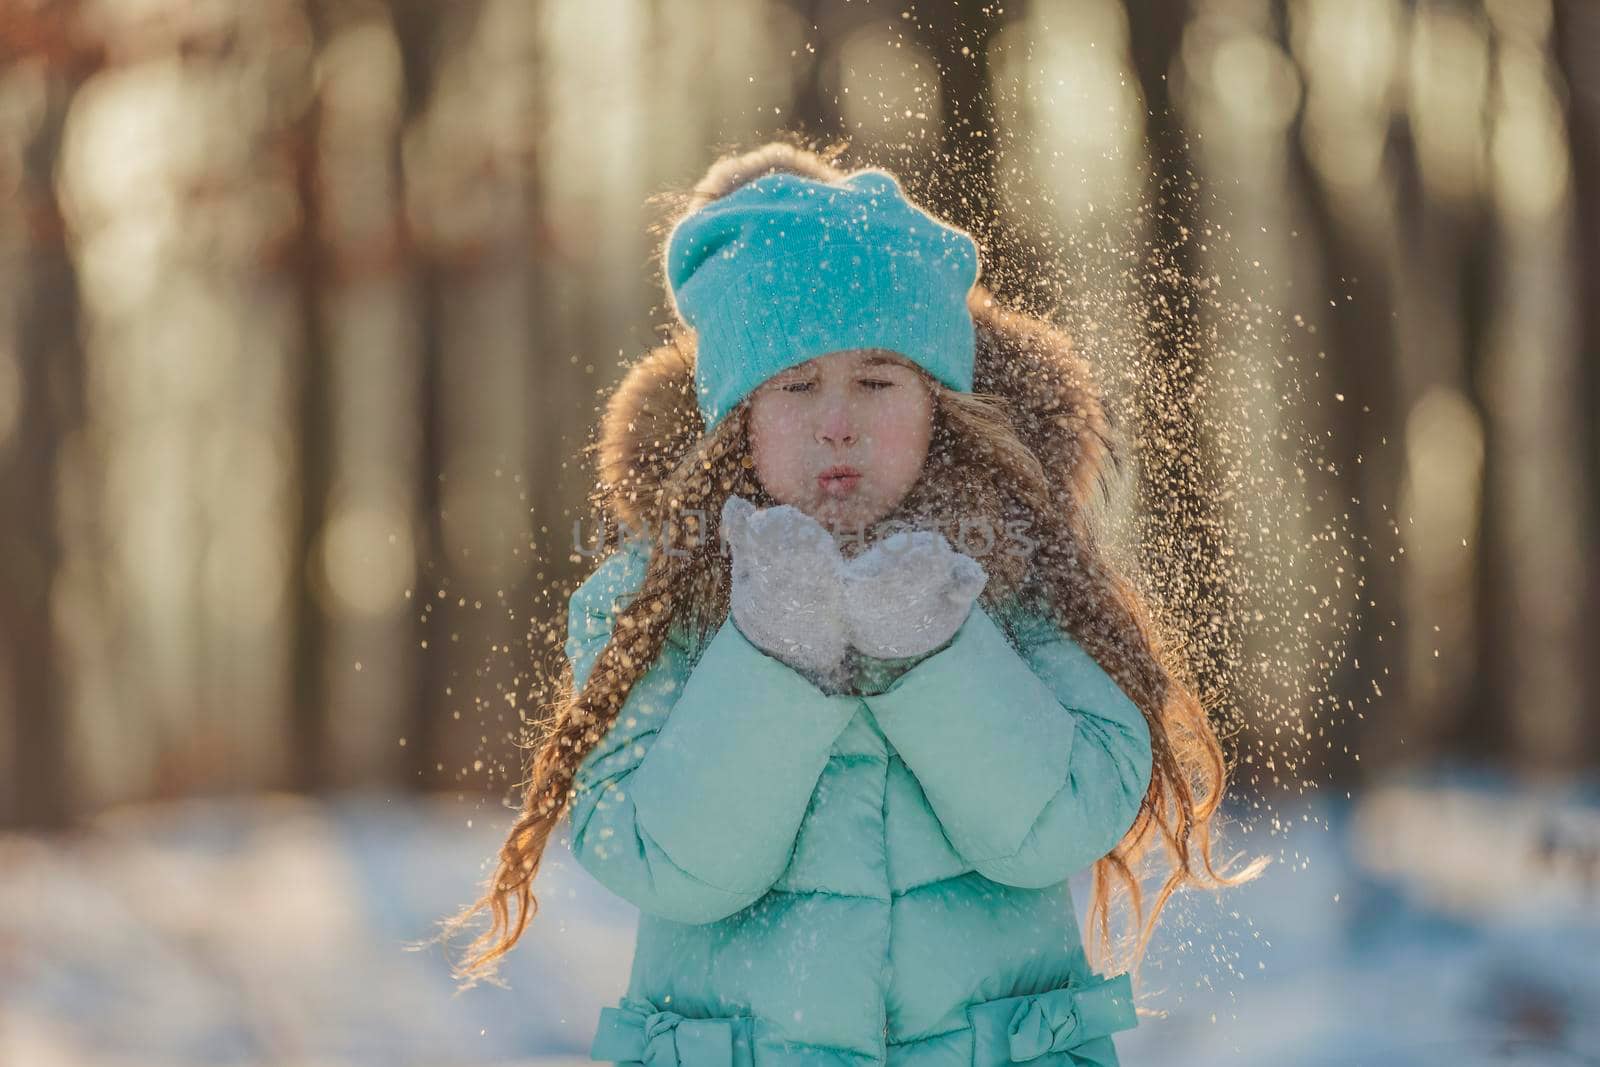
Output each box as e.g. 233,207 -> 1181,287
589,283 -> 1120,547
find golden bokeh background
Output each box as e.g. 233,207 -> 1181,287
1,1 -> 1597,1064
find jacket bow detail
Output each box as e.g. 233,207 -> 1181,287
590,1000 -> 752,1067
1002,972 -> 1138,1062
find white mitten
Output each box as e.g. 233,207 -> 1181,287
840,529 -> 988,659
721,496 -> 850,681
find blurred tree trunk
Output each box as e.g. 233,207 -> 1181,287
1553,0 -> 1600,761
1425,28 -> 1507,764
1122,1 -> 1238,723
288,7 -> 334,793
0,60 -> 88,829
911,2 -> 1037,313
1270,5 -> 1404,775
788,0 -> 845,138
390,0 -> 451,790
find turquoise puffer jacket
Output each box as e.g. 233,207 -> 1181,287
564,539 -> 1153,1067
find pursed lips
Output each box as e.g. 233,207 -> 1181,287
817,466 -> 862,494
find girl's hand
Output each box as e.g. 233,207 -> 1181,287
721,496 -> 850,682
840,529 -> 988,659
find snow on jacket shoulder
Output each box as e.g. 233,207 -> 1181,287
564,540 -> 1151,1067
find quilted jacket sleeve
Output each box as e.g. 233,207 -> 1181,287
862,604 -> 1153,889
563,546 -> 862,924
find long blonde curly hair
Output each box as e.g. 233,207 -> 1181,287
433,134 -> 1266,992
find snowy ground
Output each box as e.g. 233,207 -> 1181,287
2,763 -> 1597,1067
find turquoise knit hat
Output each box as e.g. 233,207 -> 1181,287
664,168 -> 981,429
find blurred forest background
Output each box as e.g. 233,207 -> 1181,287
3,0 -> 1596,827
1,0 -> 1599,1063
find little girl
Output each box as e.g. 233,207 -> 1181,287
442,139 -> 1255,1067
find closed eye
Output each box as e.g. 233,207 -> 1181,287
777,377 -> 894,392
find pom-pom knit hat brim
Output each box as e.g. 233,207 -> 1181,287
664,168 -> 981,430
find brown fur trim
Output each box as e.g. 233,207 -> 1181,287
592,337 -> 705,535
968,288 -> 1121,519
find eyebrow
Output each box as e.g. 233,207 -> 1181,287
774,353 -> 913,377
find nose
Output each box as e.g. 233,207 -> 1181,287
815,403 -> 857,447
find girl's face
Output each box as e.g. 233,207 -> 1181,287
747,348 -> 934,532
